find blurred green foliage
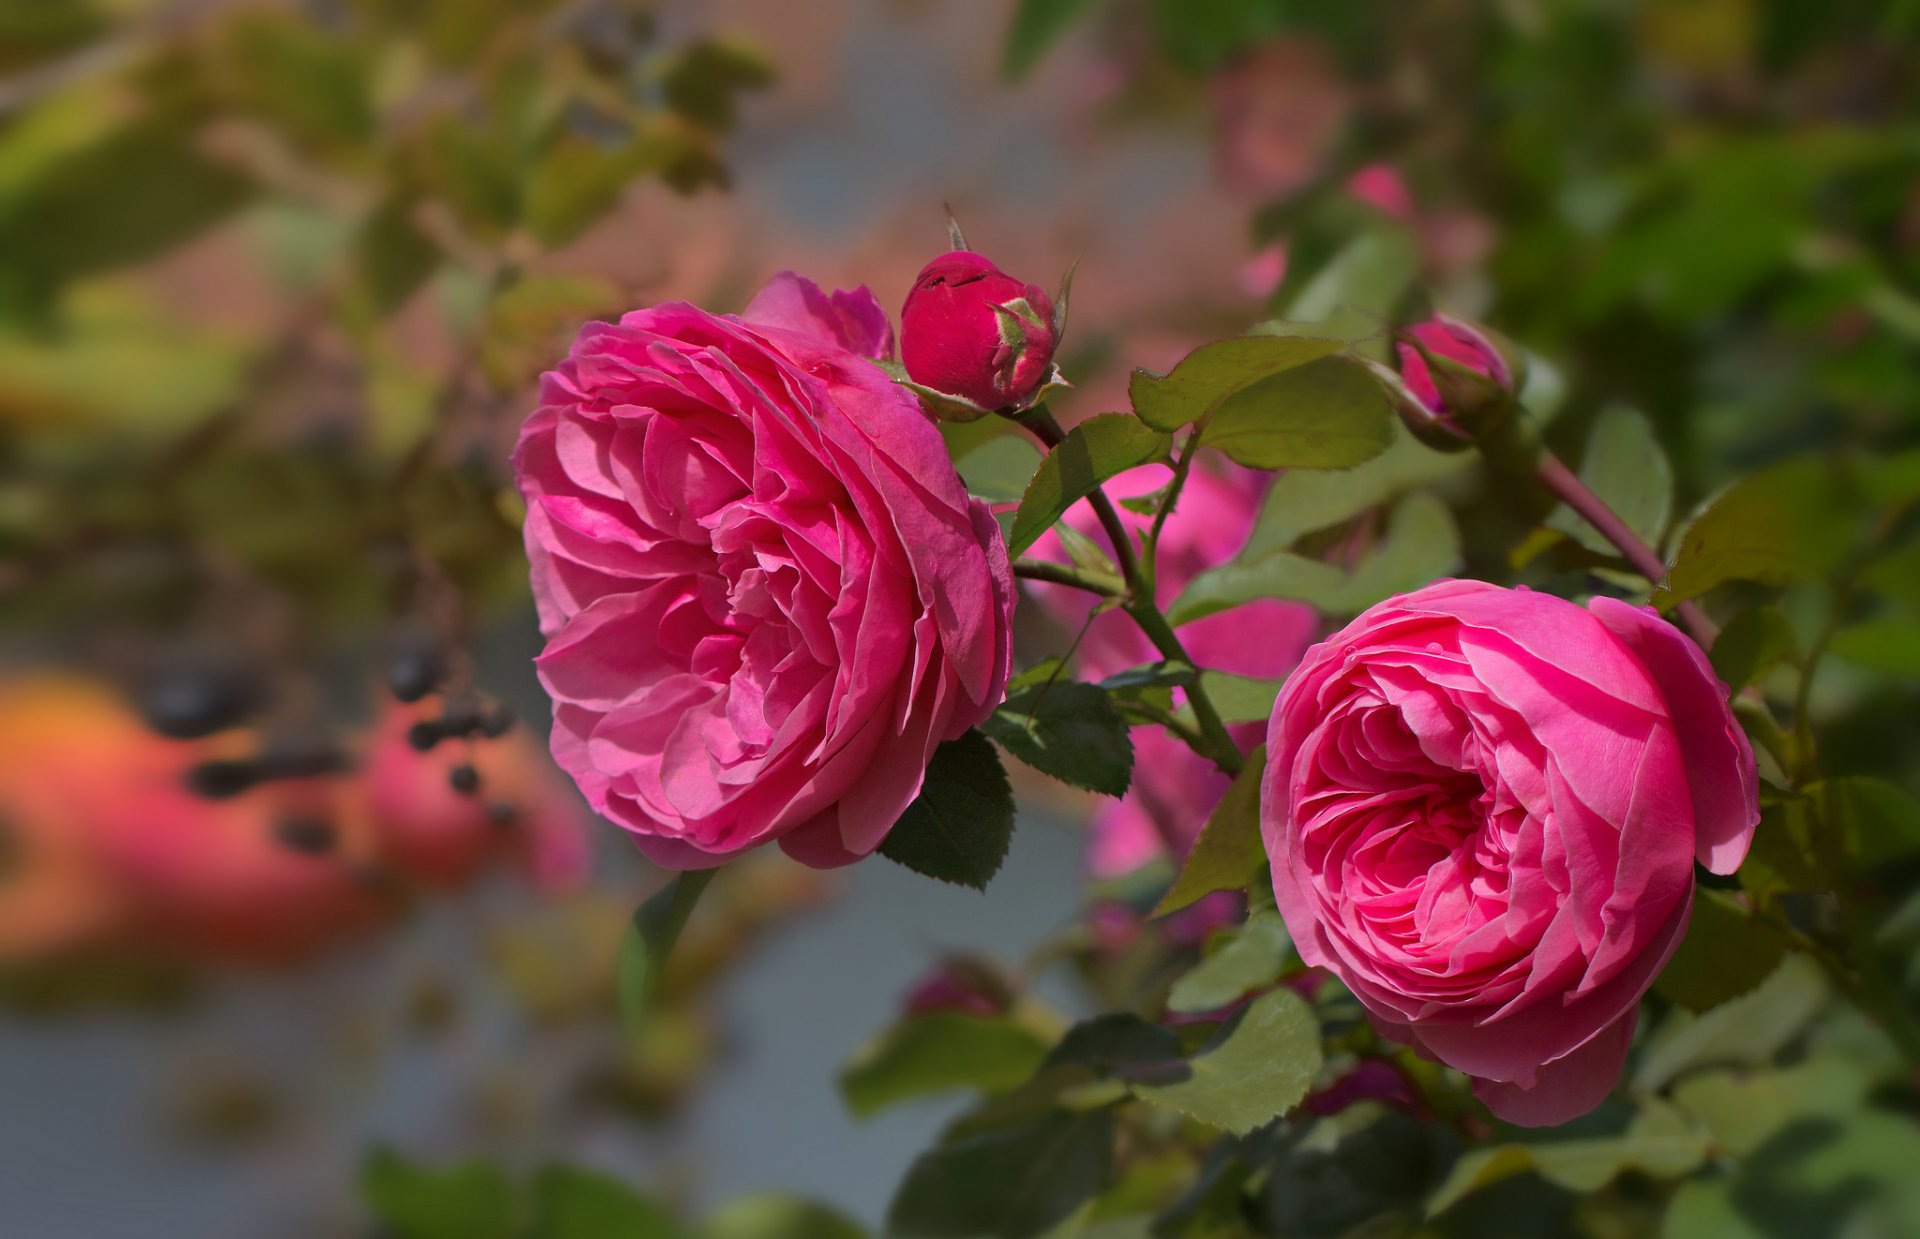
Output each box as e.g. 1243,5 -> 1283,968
0,0 -> 767,654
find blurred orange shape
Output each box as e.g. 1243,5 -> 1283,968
358,702 -> 591,895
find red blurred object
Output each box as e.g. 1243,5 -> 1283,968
0,677 -> 386,966
358,701 -> 590,895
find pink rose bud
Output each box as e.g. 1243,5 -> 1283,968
1390,315 -> 1519,444
901,956 -> 1013,1019
900,251 -> 1058,412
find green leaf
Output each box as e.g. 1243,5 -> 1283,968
363,1148 -> 517,1239
1653,888 -> 1791,1012
1808,776 -> 1920,870
1170,491 -> 1461,625
1546,407 -> 1673,557
1190,671 -> 1285,726
352,196 -> 440,319
4,118 -> 253,290
617,869 -> 716,1037
887,1110 -> 1115,1239
1008,414 -> 1171,557
524,135 -> 673,250
1660,1180 -> 1762,1239
1659,457 -> 1857,608
1710,606 -> 1798,691
1045,1014 -> 1185,1075
1166,914 -> 1294,1015
661,37 -> 776,130
957,435 -> 1045,504
983,680 -> 1133,796
1737,800 -> 1828,905
1671,1055 -> 1873,1159
1003,0 -> 1103,81
1129,336 -> 1348,433
1634,955 -> 1829,1091
532,1165 -> 680,1239
840,1013 -> 1053,1118
1147,0 -> 1286,73
1427,1101 -> 1707,1217
879,730 -> 1017,890
1828,619 -> 1920,676
703,1195 -> 869,1239
1236,427 -> 1467,560
1154,746 -> 1268,917
481,275 -> 623,392
1128,988 -> 1323,1135
1196,356 -> 1394,471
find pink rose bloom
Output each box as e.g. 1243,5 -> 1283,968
513,273 -> 1015,870
1030,458 -> 1316,872
1345,163 -> 1417,223
1263,579 -> 1760,1126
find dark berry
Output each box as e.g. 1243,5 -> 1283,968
138,664 -> 256,740
272,816 -> 338,855
448,764 -> 481,796
382,631 -> 445,704
187,760 -> 258,800
407,721 -> 441,752
384,651 -> 443,704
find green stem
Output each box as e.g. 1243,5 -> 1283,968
1014,405 -> 1245,779
1125,602 -> 1245,778
1012,558 -> 1123,597
1141,431 -> 1202,594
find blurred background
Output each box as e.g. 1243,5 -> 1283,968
2,0 -> 1917,1235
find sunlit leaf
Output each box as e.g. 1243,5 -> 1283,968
1167,914 -> 1294,1015
1171,491 -> 1460,625
1155,745 -> 1266,917
1129,988 -> 1322,1135
1129,336 -> 1348,433
1428,1101 -> 1706,1217
1008,413 -> 1170,557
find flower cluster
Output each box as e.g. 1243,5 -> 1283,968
513,247 -> 1761,1129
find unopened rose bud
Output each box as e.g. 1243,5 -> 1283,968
900,955 -> 1014,1019
900,251 -> 1058,412
1392,315 -> 1521,441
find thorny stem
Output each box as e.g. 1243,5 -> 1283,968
1013,405 -> 1245,779
1534,451 -> 1719,650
